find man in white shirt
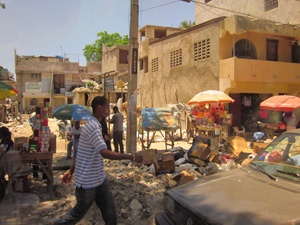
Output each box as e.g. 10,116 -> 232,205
72,120 -> 82,159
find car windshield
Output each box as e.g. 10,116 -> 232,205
251,132 -> 300,182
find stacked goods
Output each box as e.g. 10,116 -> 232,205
31,103 -> 52,152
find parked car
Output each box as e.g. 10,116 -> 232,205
155,129 -> 300,225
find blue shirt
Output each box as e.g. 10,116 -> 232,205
74,116 -> 107,189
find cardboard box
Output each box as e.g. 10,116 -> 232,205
14,137 -> 29,151
139,149 -> 157,164
12,174 -> 30,193
173,171 -> 195,186
253,142 -> 269,154
154,152 -> 175,175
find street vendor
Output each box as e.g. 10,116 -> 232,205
284,112 -> 298,131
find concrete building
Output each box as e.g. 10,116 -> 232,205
195,0 -> 300,26
101,44 -> 129,103
14,51 -> 101,111
137,15 -> 300,130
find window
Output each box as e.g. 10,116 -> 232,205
30,98 -> 37,106
265,0 -> 278,11
54,74 -> 65,94
170,49 -> 182,68
139,59 -> 144,70
144,57 -> 149,73
119,49 -> 128,64
151,57 -> 158,72
194,39 -> 210,61
266,39 -> 278,61
31,73 -> 41,82
233,39 -> 257,59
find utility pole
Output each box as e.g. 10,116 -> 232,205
126,0 -> 139,153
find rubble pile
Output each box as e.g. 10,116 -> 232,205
40,160 -> 168,225
0,113 -> 258,225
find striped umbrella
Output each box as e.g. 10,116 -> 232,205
0,81 -> 18,99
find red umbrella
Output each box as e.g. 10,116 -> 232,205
260,95 -> 300,112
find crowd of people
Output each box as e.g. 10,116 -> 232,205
65,104 -> 125,159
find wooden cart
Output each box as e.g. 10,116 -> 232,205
140,108 -> 179,150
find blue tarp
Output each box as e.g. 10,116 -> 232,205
141,108 -> 179,131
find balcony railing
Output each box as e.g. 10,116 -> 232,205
220,57 -> 300,84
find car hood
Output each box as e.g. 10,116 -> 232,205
168,167 -> 300,225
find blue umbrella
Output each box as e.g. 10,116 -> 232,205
52,104 -> 92,121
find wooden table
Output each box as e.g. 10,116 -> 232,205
141,129 -> 176,150
196,126 -> 216,137
2,151 -> 53,193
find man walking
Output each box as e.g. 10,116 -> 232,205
54,96 -> 143,225
109,106 -> 124,153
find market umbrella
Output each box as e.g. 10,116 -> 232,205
0,81 -> 18,99
187,90 -> 234,105
260,95 -> 300,112
52,104 -> 92,121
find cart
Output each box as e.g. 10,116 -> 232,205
140,108 -> 179,150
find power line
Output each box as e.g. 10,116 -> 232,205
139,1 -> 179,12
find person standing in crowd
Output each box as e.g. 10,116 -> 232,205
65,121 -> 73,160
284,112 -> 298,131
54,96 -> 143,225
109,106 -> 124,153
0,126 -> 14,152
72,120 -> 82,159
100,117 -> 112,150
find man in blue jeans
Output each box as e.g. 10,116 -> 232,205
54,96 -> 143,225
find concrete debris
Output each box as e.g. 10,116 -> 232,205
0,113 -> 256,225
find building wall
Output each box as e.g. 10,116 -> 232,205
195,0 -> 300,25
102,48 -> 118,73
219,30 -> 294,62
218,15 -> 300,96
15,55 -> 85,110
139,21 -> 221,108
138,15 -> 300,109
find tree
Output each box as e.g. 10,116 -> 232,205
0,2 -> 5,9
83,31 -> 129,62
180,20 -> 195,28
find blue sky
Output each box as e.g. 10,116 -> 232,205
0,0 -> 195,74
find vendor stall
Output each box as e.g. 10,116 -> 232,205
0,103 -> 56,196
186,104 -> 232,142
141,108 -> 179,150
2,152 -> 53,193
186,90 -> 234,144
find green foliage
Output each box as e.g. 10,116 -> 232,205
83,31 -> 129,62
0,2 -> 5,9
180,20 -> 195,28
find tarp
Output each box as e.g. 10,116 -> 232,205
141,108 -> 179,131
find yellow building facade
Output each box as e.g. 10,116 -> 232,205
137,15 -> 300,130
